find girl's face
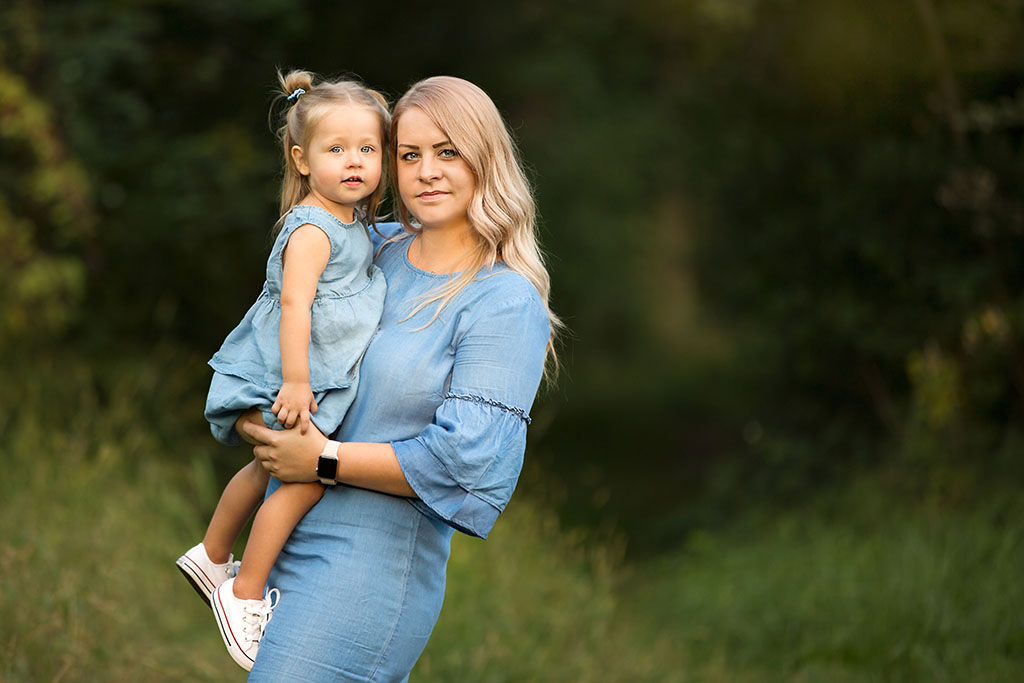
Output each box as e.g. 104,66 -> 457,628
396,107 -> 476,234
292,104 -> 383,222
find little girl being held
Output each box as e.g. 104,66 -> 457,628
176,69 -> 389,672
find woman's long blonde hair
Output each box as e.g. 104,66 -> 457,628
390,76 -> 562,379
275,69 -> 391,227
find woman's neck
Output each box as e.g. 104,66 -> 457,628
411,227 -> 475,274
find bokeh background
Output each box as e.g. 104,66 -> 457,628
3,1 -> 1024,680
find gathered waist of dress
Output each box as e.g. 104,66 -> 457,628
259,277 -> 378,302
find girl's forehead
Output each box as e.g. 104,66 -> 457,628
312,104 -> 384,137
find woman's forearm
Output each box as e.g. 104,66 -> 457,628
334,442 -> 415,498
242,420 -> 416,498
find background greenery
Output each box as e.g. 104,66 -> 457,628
3,0 -> 1023,680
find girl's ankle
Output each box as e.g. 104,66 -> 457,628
231,576 -> 265,601
202,541 -> 232,565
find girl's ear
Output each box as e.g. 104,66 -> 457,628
291,145 -> 309,176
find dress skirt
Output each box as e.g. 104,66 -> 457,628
248,481 -> 454,682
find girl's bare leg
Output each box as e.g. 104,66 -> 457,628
202,458 -> 269,564
231,481 -> 324,599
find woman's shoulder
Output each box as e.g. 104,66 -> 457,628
368,221 -> 406,252
467,267 -> 548,322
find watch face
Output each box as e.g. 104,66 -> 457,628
317,455 -> 337,481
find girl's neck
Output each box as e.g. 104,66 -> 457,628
298,193 -> 355,224
411,227 -> 476,275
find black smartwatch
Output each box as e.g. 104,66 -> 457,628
317,440 -> 340,485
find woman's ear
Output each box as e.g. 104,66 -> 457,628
291,145 -> 309,176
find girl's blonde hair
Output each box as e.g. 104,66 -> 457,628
390,76 -> 563,379
275,69 -> 391,226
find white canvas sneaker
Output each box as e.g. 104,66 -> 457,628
211,578 -> 280,672
175,543 -> 238,607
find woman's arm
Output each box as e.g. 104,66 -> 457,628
240,419 -> 416,498
274,225 -> 331,431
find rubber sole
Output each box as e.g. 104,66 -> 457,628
175,557 -> 214,608
212,583 -> 257,671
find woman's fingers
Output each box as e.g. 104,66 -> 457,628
241,419 -> 277,445
253,446 -> 277,476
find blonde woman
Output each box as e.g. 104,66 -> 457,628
238,76 -> 560,680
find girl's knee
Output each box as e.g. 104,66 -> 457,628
244,459 -> 270,486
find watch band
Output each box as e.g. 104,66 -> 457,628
317,440 -> 341,486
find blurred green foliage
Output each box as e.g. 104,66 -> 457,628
1,0 -> 1023,613
4,1 -> 1024,678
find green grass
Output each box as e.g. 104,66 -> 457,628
630,479 -> 1024,682
0,352 -> 674,682
2,350 -> 1022,681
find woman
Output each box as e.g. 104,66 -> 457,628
238,76 -> 560,680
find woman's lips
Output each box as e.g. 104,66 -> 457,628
417,191 -> 446,201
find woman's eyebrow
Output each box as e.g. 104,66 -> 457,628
397,140 -> 452,149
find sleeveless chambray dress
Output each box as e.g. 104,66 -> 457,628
205,205 -> 386,444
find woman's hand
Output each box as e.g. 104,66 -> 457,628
241,419 -> 328,483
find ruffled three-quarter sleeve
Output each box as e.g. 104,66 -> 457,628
391,291 -> 550,538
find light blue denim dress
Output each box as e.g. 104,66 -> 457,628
248,224 -> 550,681
205,205 -> 386,444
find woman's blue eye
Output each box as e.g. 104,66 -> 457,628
439,148 -> 458,159
401,152 -> 419,161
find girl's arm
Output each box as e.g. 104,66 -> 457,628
274,225 -> 331,432
241,419 -> 416,497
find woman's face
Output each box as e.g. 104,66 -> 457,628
396,107 -> 476,233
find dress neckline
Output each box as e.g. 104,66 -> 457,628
292,204 -> 360,228
401,237 -> 463,279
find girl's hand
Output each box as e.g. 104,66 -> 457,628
241,419 -> 327,483
272,382 -> 319,433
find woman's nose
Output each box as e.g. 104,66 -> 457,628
418,157 -> 440,181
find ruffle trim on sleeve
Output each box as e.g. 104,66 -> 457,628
444,393 -> 531,424
392,438 -> 501,539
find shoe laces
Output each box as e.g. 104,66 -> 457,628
239,588 -> 280,645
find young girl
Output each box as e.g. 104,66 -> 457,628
175,69 -> 389,672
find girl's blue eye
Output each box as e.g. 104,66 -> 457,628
330,146 -> 342,153
361,145 -> 374,154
